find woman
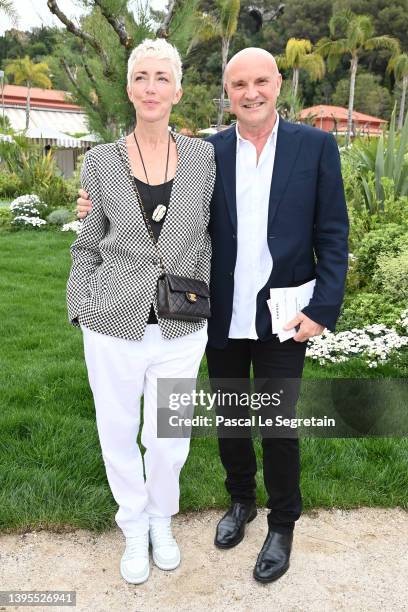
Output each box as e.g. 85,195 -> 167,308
67,38 -> 215,585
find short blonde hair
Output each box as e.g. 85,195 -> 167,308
127,38 -> 183,89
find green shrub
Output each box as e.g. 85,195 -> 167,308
0,207 -> 12,228
0,139 -> 71,209
374,246 -> 408,304
358,173 -> 408,225
355,224 -> 408,286
341,108 -> 408,246
0,173 -> 23,198
64,153 -> 84,203
337,292 -> 405,331
345,107 -> 408,210
46,208 -> 73,226
38,176 -> 72,210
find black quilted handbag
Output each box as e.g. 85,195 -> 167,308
157,273 -> 211,322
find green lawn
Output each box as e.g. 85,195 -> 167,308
0,231 -> 407,533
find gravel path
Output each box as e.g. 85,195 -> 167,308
0,508 -> 407,612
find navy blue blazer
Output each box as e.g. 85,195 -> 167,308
205,116 -> 349,349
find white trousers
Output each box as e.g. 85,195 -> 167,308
81,323 -> 207,537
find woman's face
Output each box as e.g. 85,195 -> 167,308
127,56 -> 182,124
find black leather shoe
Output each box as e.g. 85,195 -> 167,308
253,529 -> 293,583
214,502 -> 257,549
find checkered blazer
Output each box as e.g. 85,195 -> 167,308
67,133 -> 216,341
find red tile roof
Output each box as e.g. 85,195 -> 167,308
3,84 -> 82,111
299,104 -> 387,124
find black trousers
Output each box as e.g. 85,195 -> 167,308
206,336 -> 307,533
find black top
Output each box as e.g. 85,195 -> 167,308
134,177 -> 173,324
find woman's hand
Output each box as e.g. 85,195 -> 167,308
77,189 -> 93,219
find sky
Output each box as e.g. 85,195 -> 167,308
0,0 -> 168,35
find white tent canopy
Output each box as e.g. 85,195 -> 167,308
24,126 -> 84,148
4,107 -> 89,134
197,127 -> 218,135
3,107 -> 98,146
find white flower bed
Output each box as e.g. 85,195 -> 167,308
10,194 -> 46,218
11,216 -> 47,228
307,319 -> 408,367
61,220 -> 82,234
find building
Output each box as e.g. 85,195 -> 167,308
2,84 -> 90,133
1,84 -> 96,176
298,105 -> 387,137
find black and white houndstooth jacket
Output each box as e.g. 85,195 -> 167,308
66,133 -> 216,341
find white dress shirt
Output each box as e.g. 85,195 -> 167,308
228,113 -> 279,340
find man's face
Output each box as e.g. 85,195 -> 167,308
225,53 -> 282,129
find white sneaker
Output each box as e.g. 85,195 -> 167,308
149,521 -> 181,570
120,533 -> 150,584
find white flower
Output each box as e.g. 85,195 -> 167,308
61,220 -> 82,234
306,317 -> 408,366
10,194 -> 47,219
12,216 -> 47,227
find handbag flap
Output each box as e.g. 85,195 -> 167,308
166,273 -> 210,298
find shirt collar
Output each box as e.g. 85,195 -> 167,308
235,111 -> 279,148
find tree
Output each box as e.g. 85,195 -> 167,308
46,0 -> 200,140
190,1 -> 241,128
171,77 -> 218,132
216,0 -> 241,127
387,53 -> 408,130
276,78 -> 304,120
186,2 -> 243,128
0,0 -> 18,25
5,56 -> 52,129
276,38 -> 325,117
261,0 -> 334,50
338,0 -> 408,54
316,9 -> 400,145
332,72 -> 392,120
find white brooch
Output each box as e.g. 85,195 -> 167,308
152,204 -> 167,223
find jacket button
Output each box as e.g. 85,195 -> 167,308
269,234 -> 276,239
232,234 -> 236,239
229,271 -> 233,276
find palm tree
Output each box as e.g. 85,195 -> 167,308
216,0 -> 241,128
387,53 -> 408,130
0,0 -> 18,24
186,1 -> 240,128
277,38 -> 325,118
5,56 -> 52,129
317,9 -> 400,145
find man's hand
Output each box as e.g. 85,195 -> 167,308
76,189 -> 92,219
283,312 -> 325,342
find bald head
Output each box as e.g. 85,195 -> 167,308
224,47 -> 279,84
223,47 -> 282,132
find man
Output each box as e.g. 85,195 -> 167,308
77,47 -> 348,584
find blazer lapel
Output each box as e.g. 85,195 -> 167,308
157,131 -> 187,248
268,118 -> 303,232
216,126 -> 237,232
